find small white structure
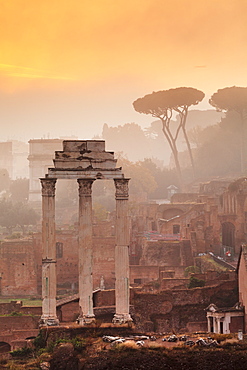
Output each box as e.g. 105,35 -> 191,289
167,185 -> 178,200
206,303 -> 244,334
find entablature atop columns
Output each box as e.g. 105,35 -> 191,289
46,168 -> 124,180
44,140 -> 125,181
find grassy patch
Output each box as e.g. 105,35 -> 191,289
0,298 -> 41,306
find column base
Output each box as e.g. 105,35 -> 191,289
112,313 -> 133,324
77,314 -> 96,326
39,316 -> 59,327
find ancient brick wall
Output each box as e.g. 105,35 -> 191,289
0,316 -> 39,331
93,289 -> 115,307
132,280 -> 238,333
34,230 -> 116,295
0,240 -> 38,296
140,240 -> 192,267
229,315 -> 244,333
58,302 -> 79,322
130,265 -> 160,285
160,278 -> 189,290
92,236 -> 115,289
0,301 -> 23,315
238,250 -> 247,332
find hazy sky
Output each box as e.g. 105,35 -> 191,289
0,0 -> 247,142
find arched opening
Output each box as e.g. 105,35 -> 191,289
222,222 -> 235,251
162,208 -> 183,221
0,342 -> 11,353
173,224 -> 180,235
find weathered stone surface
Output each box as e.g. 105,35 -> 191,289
53,159 -> 116,170
133,280 -> 238,332
49,342 -> 79,370
55,150 -> 115,161
47,168 -> 123,179
63,140 -> 105,152
41,140 -> 131,326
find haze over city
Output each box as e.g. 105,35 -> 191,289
1,0 -> 247,142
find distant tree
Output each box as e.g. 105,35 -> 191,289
0,199 -> 39,234
209,86 -> 247,173
16,202 -> 40,234
0,169 -> 10,193
0,199 -> 18,234
56,180 -> 78,208
138,158 -> 179,199
9,178 -> 29,202
117,156 -> 157,197
133,87 -> 205,188
102,123 -> 150,162
193,111 -> 242,178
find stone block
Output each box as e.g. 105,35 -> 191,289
63,141 -> 87,152
53,159 -> 116,170
62,140 -> 105,152
86,140 -> 105,152
55,151 -> 115,161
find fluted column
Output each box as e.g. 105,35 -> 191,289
77,178 -> 95,325
40,178 -> 59,325
113,178 -> 132,324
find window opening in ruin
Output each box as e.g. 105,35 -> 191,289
134,279 -> 142,285
222,222 -> 235,250
151,221 -> 157,231
45,277 -> 48,296
173,224 -> 180,234
210,316 -> 214,332
0,342 -> 11,353
220,321 -> 224,334
56,242 -> 63,258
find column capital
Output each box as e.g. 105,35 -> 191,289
77,178 -> 95,197
40,178 -> 57,197
114,178 -> 130,200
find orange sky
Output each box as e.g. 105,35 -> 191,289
0,0 -> 247,141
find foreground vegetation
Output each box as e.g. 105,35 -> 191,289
2,332 -> 247,369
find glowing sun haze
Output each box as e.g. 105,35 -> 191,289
0,0 -> 247,141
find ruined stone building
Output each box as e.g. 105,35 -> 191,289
130,178 -> 247,267
28,137 -> 79,202
1,177 -> 247,296
0,140 -> 28,180
1,147 -> 247,331
28,139 -> 63,202
237,245 -> 247,333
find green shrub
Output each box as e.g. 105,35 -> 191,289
33,331 -> 46,349
46,336 -> 86,353
184,265 -> 201,277
6,233 -> 21,239
9,311 -> 22,316
188,276 -> 205,289
71,337 -> 86,352
10,347 -> 33,358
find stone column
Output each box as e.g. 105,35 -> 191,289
77,178 -> 95,325
40,178 -> 59,325
207,316 -> 211,332
113,178 -> 132,324
213,317 -> 217,333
